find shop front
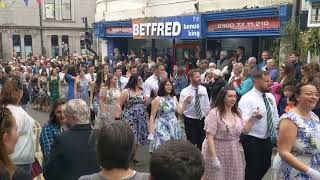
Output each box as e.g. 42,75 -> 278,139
203,4 -> 292,60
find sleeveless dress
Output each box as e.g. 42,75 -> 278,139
66,74 -> 75,101
202,108 -> 244,180
121,89 -> 148,145
76,79 -> 90,104
149,96 -> 183,152
48,76 -> 59,104
37,77 -> 48,104
272,111 -> 320,180
95,87 -> 121,128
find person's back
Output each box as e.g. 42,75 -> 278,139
45,124 -> 99,180
79,171 -> 149,180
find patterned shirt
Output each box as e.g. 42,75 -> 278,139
40,122 -> 61,167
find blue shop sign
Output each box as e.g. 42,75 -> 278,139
132,15 -> 202,39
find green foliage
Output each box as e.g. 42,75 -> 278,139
305,28 -> 320,56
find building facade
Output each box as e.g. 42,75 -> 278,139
0,0 -> 96,60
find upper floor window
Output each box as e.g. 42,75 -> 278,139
45,0 -> 55,19
24,35 -> 33,58
61,0 -> 72,20
311,2 -> 320,24
12,35 -> 21,57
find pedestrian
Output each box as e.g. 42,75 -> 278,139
179,69 -> 210,149
47,68 -> 60,105
144,62 -> 165,100
37,69 -> 49,111
45,99 -> 100,180
172,67 -> 188,101
150,140 -> 205,180
273,83 -> 320,180
0,77 -> 36,180
148,79 -> 187,152
202,86 -> 248,180
79,121 -> 149,180
278,62 -> 296,87
65,65 -> 77,101
239,70 -> 279,180
74,69 -> 90,104
39,99 -> 66,176
0,106 -> 18,180
288,51 -> 302,82
235,67 -> 253,97
119,74 -> 148,146
96,74 -> 121,128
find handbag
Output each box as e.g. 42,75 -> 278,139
31,158 -> 42,178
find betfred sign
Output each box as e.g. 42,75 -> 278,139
132,15 -> 202,39
208,17 -> 280,32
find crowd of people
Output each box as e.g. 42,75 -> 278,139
0,46 -> 320,180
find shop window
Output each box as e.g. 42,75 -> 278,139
51,35 -> 59,57
45,0 -> 55,19
24,35 -> 33,58
12,35 -> 21,57
61,0 -> 72,20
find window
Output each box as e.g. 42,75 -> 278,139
24,35 -> 33,58
51,35 -> 59,57
61,0 -> 71,20
12,35 -> 21,57
80,35 -> 87,55
61,35 -> 69,57
311,2 -> 320,24
45,0 -> 55,19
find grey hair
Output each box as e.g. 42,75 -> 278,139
248,57 -> 257,64
65,99 -> 90,124
220,50 -> 228,57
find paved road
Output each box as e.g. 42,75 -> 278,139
26,105 -> 273,178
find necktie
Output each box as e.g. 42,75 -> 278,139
195,88 -> 203,119
118,78 -> 121,89
158,77 -> 161,87
262,93 -> 276,136
91,74 -> 95,81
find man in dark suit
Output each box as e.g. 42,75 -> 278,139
44,99 -> 100,180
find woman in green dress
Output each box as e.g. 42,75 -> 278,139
47,68 -> 60,105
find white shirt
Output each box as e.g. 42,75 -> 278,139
179,85 -> 210,119
8,105 -> 36,164
85,73 -> 97,92
239,87 -> 279,139
119,76 -> 129,91
143,74 -> 160,98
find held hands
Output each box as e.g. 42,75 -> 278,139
306,168 -> 320,180
211,156 -> 221,171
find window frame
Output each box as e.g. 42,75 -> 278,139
61,0 -> 72,20
24,35 -> 33,58
44,0 -> 56,19
12,35 -> 21,57
308,2 -> 320,27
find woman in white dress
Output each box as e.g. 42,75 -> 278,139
96,74 -> 121,128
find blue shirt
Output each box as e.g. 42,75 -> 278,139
235,76 -> 254,96
40,122 -> 61,168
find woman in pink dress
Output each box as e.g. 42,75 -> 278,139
202,86 -> 249,180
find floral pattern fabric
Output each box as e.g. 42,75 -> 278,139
76,79 -> 89,104
272,111 -> 320,180
121,90 -> 148,145
48,76 -> 59,104
149,96 -> 183,152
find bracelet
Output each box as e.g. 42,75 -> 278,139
115,118 -> 121,120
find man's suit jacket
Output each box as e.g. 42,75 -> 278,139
44,124 -> 100,180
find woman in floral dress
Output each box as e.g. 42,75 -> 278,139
119,74 -> 148,146
74,70 -> 90,104
47,68 -> 60,105
202,86 -> 245,180
37,69 -> 49,111
273,84 -> 320,180
30,72 -> 40,109
92,70 -> 106,119
149,79 -> 187,152
96,74 -> 121,128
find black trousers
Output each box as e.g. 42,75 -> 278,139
183,115 -> 205,150
240,134 -> 272,180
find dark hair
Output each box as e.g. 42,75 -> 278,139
0,106 -> 16,176
97,121 -> 136,170
289,51 -> 299,57
251,70 -> 269,80
125,74 -> 139,90
49,99 -> 66,125
95,70 -> 105,93
188,69 -> 200,78
212,86 -> 241,118
114,66 -> 122,72
105,74 -> 115,89
279,62 -> 295,84
154,62 -> 164,70
4,66 -> 11,74
40,68 -> 48,76
66,65 -> 76,76
150,140 -> 204,180
157,79 -> 175,97
284,85 -> 295,92
0,76 -> 23,106
237,46 -> 245,52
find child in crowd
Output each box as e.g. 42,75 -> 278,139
285,96 -> 296,112
278,85 -> 295,116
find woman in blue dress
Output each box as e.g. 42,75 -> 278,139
149,79 -> 190,152
119,74 -> 148,146
74,69 -> 90,104
65,66 -> 77,101
273,84 -> 320,180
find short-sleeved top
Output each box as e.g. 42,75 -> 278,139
79,171 -> 149,180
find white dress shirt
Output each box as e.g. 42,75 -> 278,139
8,104 -> 36,165
179,85 -> 210,119
85,73 -> 97,92
239,87 -> 279,139
143,74 -> 160,98
119,76 -> 128,91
